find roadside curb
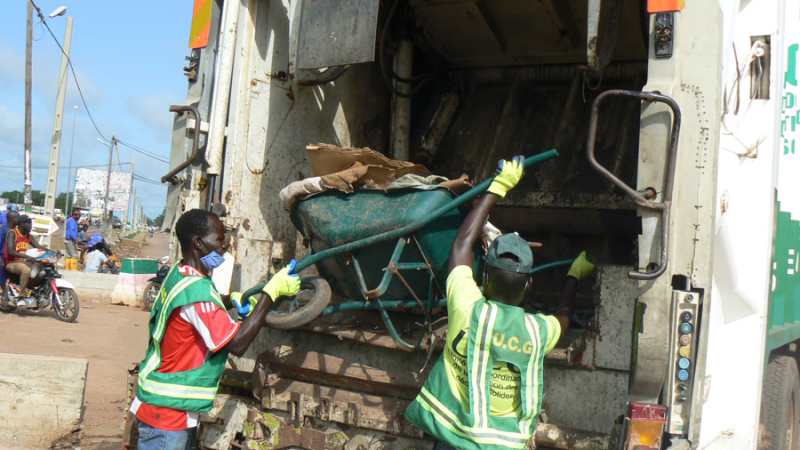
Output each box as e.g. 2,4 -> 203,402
61,271 -> 118,299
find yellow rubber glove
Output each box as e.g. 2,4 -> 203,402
567,251 -> 596,281
231,292 -> 258,317
262,259 -> 301,300
488,155 -> 525,198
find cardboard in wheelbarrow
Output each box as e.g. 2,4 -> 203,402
307,143 -> 470,193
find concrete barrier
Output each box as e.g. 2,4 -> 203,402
61,271 -> 118,299
111,258 -> 159,307
0,353 -> 88,448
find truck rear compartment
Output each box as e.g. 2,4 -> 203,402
192,0 -> 655,448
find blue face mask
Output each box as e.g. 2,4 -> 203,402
200,242 -> 226,271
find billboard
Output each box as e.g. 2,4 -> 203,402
74,168 -> 132,212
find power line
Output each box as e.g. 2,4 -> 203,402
117,140 -> 170,164
31,0 -> 107,142
133,174 -> 167,187
31,0 -> 172,166
5,162 -> 131,170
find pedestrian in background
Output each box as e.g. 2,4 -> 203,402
63,210 -> 81,271
0,204 -> 18,226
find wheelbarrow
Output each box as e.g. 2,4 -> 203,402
243,150 -> 571,349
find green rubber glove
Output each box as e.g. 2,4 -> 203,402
262,260 -> 301,300
567,251 -> 596,281
231,292 -> 258,317
488,155 -> 525,198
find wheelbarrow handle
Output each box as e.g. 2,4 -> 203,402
243,150 -> 560,301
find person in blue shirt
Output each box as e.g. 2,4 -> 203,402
0,204 -> 18,226
0,211 -> 20,302
64,210 -> 81,261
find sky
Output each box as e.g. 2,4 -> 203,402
0,0 -> 194,219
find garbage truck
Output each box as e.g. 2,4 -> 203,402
125,0 -> 800,448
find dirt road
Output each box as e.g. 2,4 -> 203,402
2,231 -> 171,449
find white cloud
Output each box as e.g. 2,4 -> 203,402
0,41 -> 24,85
125,92 -> 179,138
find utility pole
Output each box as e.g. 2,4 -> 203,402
43,16 -> 73,246
132,194 -> 138,228
23,2 -> 33,211
66,105 -> 77,215
44,16 -> 72,216
124,153 -> 134,232
129,186 -> 137,231
103,136 -> 116,232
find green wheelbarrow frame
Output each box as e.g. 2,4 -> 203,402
243,150 -> 566,349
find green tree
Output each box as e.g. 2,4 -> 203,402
152,207 -> 166,227
0,190 -> 24,204
55,192 -> 68,212
0,190 -> 45,206
2,190 -> 72,213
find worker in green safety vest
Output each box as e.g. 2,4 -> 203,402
131,209 -> 301,450
406,156 -> 596,450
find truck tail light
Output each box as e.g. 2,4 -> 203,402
625,402 -> 667,450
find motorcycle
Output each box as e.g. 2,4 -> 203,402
142,256 -> 170,312
0,250 -> 80,322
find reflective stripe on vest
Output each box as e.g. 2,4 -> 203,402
137,267 -> 227,403
405,300 -> 548,450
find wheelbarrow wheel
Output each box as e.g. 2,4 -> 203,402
266,276 -> 331,330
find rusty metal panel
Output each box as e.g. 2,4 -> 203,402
197,394 -> 258,450
262,345 -> 425,400
254,374 -> 423,438
294,0 -> 381,70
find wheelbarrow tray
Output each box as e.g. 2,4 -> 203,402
290,188 -> 479,302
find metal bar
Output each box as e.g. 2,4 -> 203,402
362,237 -> 408,299
395,262 -> 429,270
350,255 -> 371,299
586,90 -> 681,280
320,258 -> 576,316
243,150 -> 559,300
390,263 -> 432,327
161,104 -> 202,184
376,298 -> 425,351
530,259 -> 574,275
322,298 -> 447,315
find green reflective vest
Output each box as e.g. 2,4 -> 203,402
136,265 -> 229,412
406,300 -> 551,450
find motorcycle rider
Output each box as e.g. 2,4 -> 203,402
0,211 -> 20,301
5,215 -> 54,303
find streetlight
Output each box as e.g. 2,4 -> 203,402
48,6 -> 67,18
23,3 -> 68,212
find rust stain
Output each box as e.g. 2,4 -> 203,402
225,190 -> 233,203
286,86 -> 295,102
242,218 -> 251,231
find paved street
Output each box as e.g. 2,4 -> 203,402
1,230 -> 170,449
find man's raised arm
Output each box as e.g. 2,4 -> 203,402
449,156 -> 525,272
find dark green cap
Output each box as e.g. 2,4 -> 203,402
485,233 -> 533,274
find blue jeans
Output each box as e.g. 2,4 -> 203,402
137,421 -> 194,450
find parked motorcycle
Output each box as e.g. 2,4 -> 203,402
142,256 -> 170,312
0,250 -> 80,322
